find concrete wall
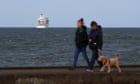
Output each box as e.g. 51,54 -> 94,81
0,72 -> 139,84
0,65 -> 139,84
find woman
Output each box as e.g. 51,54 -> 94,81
87,21 -> 103,72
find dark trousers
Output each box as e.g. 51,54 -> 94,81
89,49 -> 103,70
73,47 -> 90,69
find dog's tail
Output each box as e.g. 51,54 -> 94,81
115,53 -> 120,59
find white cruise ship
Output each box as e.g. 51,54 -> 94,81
36,14 -> 49,28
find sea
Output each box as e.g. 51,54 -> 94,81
0,28 -> 139,67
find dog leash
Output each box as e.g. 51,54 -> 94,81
98,51 -> 103,56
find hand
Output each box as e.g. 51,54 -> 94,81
98,49 -> 101,52
89,39 -> 92,43
93,43 -> 96,45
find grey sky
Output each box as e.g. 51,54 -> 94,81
0,0 -> 139,27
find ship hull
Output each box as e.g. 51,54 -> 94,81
36,26 -> 47,29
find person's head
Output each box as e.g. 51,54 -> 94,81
90,21 -> 98,30
79,18 -> 84,26
77,20 -> 82,29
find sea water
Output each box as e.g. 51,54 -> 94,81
0,28 -> 139,67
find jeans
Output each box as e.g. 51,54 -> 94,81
73,47 -> 90,69
89,50 -> 99,70
89,49 -> 103,70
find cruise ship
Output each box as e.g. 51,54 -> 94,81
36,14 -> 49,28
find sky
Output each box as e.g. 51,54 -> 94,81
0,0 -> 140,27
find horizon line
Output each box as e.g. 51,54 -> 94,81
0,26 -> 140,28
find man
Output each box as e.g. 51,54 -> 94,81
72,19 -> 90,69
87,21 -> 103,72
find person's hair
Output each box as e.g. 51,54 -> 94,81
77,19 -> 81,23
77,18 -> 84,23
80,18 -> 84,22
98,25 -> 102,30
90,21 -> 98,27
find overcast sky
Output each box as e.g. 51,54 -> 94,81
0,0 -> 139,27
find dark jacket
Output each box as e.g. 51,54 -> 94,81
82,25 -> 87,31
75,27 -> 89,48
98,25 -> 103,49
89,28 -> 103,50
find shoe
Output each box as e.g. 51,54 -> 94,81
86,69 -> 94,72
69,67 -> 75,70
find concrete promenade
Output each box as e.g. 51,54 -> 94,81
0,65 -> 139,84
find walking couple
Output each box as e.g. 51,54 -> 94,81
72,18 -> 103,72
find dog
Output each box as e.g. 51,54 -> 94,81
97,53 -> 122,73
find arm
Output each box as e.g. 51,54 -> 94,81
75,29 -> 79,47
89,30 -> 92,43
84,30 -> 89,45
97,30 -> 103,51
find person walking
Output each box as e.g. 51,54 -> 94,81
72,19 -> 90,70
87,21 -> 103,72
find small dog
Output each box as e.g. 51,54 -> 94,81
97,53 -> 122,73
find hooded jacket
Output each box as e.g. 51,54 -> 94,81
89,28 -> 103,50
75,27 -> 89,48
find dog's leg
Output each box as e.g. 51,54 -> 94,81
107,65 -> 111,73
116,63 -> 122,73
100,65 -> 106,72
